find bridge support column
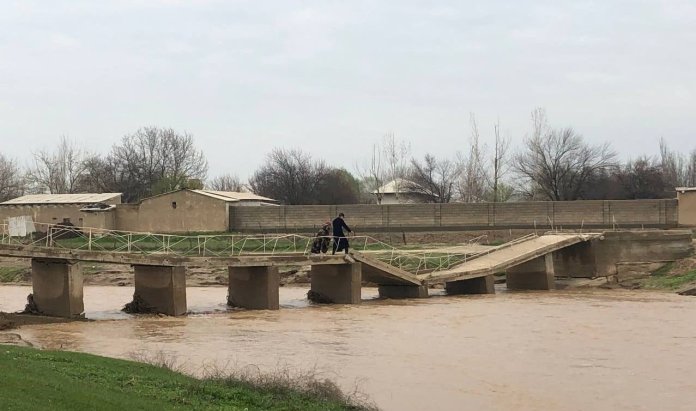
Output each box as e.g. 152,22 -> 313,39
227,266 -> 280,310
445,275 -> 495,295
133,265 -> 187,316
506,254 -> 555,290
309,263 -> 361,304
553,241 -> 598,278
31,259 -> 84,318
378,285 -> 429,299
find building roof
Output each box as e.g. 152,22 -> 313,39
1,193 -> 122,205
192,190 -> 279,203
373,178 -> 428,195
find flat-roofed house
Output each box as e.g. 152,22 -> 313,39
0,193 -> 122,230
115,189 -> 279,233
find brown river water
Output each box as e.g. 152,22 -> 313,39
1,285 -> 696,411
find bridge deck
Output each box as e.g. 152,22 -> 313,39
0,243 -> 351,267
420,233 -> 602,285
0,243 -> 423,286
352,252 -> 423,286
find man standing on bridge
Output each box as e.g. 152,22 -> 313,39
332,212 -> 352,254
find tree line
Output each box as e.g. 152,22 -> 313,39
1,111 -> 695,204
0,127 -> 208,203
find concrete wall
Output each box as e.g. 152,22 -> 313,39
379,193 -> 431,205
116,190 -> 229,233
553,230 -> 693,278
591,230 -> 693,276
82,210 -> 116,230
0,204 -> 116,230
0,204 -> 84,226
229,199 -> 679,233
677,190 -> 696,226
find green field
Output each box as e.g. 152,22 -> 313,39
641,263 -> 696,290
0,267 -> 26,283
0,345 -> 374,411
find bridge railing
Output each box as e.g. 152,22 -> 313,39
0,222 -> 487,275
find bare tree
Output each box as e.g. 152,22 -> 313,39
355,133 -> 411,204
367,143 -> 386,204
688,150 -> 696,187
407,154 -> 460,203
382,132 -> 411,201
207,174 -> 245,192
458,114 -> 488,202
514,110 -> 617,200
659,137 -> 693,188
489,120 -> 511,202
93,127 -> 208,202
27,136 -> 90,194
616,156 -> 671,199
248,148 -> 329,205
157,128 -> 208,192
355,143 -> 386,204
0,154 -> 24,202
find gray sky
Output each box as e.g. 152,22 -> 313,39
1,0 -> 695,179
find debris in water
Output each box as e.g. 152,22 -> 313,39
123,294 -> 157,314
307,290 -> 333,304
22,294 -> 42,315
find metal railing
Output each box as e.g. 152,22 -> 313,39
0,222 -> 492,275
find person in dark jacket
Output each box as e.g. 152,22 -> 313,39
331,212 -> 352,254
310,222 -> 331,254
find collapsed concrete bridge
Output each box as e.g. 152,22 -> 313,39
0,223 -> 692,318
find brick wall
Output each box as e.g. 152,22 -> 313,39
230,199 -> 679,233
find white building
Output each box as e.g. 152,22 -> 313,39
372,178 -> 434,204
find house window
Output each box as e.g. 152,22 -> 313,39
172,202 -> 177,209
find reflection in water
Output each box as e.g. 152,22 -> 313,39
2,285 -> 696,411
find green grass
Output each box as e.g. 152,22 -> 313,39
0,267 -> 26,283
641,263 -> 696,290
0,345 -> 374,411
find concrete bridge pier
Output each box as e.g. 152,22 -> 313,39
309,263 -> 361,304
378,284 -> 429,299
133,265 -> 187,316
31,258 -> 84,318
553,241 -> 598,278
445,275 -> 495,295
506,254 -> 555,290
228,266 -> 280,310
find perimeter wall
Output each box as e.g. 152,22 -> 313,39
229,199 -> 678,233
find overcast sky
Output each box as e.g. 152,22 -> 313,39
1,0 -> 695,179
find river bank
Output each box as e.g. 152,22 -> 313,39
2,286 -> 695,411
0,344 -> 374,411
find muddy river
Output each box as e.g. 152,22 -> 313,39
1,285 -> 696,411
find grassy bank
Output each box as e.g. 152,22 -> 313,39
0,266 -> 27,283
0,345 -> 374,411
641,262 -> 696,290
